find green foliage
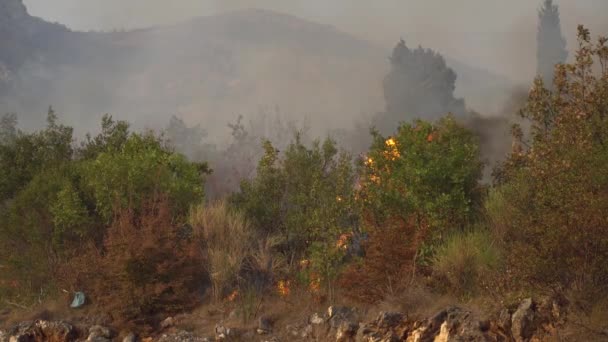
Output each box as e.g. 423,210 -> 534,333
433,229 -> 501,297
81,132 -> 206,221
0,111 -> 208,305
233,135 -> 357,259
494,27 -> 608,289
49,182 -> 91,247
232,134 -> 357,300
0,107 -> 73,202
79,114 -> 130,160
361,115 -> 483,243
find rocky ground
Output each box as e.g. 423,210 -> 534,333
1,294 -> 595,342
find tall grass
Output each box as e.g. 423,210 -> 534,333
433,229 -> 501,297
190,201 -> 255,302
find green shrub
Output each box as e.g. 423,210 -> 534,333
81,132 -> 206,222
433,229 -> 501,297
231,134 -> 357,299
0,112 -> 208,304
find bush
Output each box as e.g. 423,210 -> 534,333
189,201 -> 255,302
339,218 -> 419,303
432,229 -> 501,297
62,196 -> 205,321
493,27 -> 608,289
81,132 -> 206,222
231,135 -> 357,300
0,113 -> 209,305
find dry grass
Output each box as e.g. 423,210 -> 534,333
432,229 -> 501,298
190,201 -> 255,302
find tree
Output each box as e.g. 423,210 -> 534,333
0,113 -> 17,144
374,39 -> 466,134
537,0 -> 568,86
494,27 -> 608,289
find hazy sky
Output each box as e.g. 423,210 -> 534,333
23,0 -> 608,82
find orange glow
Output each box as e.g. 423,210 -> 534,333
385,138 -> 397,147
384,138 -> 400,160
309,275 -> 321,293
277,280 -> 291,297
336,232 -> 352,250
227,290 -> 239,302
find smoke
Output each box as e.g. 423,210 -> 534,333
23,0 -> 608,83
3,0 -> 606,161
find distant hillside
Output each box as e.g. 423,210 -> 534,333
0,1 -> 516,137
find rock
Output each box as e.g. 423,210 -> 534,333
356,312 -> 408,342
7,320 -> 78,342
511,298 -> 536,341
328,306 -> 353,319
215,322 -> 227,340
301,324 -> 313,338
328,306 -> 357,330
214,322 -> 236,340
88,325 -> 113,339
310,312 -> 325,325
257,316 -> 273,335
261,338 -> 280,342
262,338 -> 280,342
87,337 -> 111,342
122,332 -> 137,342
160,317 -> 175,329
406,307 -> 493,342
376,312 -> 405,329
336,321 -> 359,342
156,330 -> 208,342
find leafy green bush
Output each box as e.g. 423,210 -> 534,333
81,132 -> 206,221
232,135 -> 357,259
433,229 -> 501,297
231,135 -> 357,300
360,116 -> 482,268
0,112 -> 208,305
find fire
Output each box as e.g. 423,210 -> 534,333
226,290 -> 239,302
309,275 -> 321,293
277,280 -> 291,297
384,138 -> 400,160
336,232 -> 353,250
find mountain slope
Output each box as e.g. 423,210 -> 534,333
0,2 -> 516,137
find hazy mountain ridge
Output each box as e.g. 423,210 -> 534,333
0,1 -> 516,137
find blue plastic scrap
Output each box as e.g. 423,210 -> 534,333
70,291 -> 86,308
